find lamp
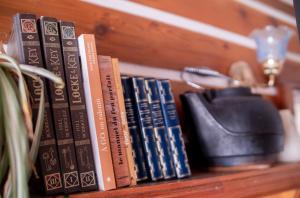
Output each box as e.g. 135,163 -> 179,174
250,26 -> 293,86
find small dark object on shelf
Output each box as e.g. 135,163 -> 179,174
181,87 -> 284,169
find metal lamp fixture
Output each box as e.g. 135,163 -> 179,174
250,26 -> 293,86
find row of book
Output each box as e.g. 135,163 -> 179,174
7,13 -> 191,195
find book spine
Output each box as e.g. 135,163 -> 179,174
145,79 -> 176,179
121,76 -> 148,182
98,56 -> 131,188
111,59 -> 137,186
156,80 -> 191,178
59,21 -> 97,191
8,13 -> 63,195
78,34 -> 116,191
38,16 -> 80,193
130,77 -> 163,181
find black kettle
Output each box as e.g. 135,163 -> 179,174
181,87 -> 284,168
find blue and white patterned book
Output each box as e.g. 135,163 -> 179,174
145,78 -> 176,179
121,76 -> 148,182
129,76 -> 164,181
156,79 -> 191,178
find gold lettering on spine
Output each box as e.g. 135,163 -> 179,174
28,47 -> 42,102
106,74 -> 124,166
32,79 -> 42,102
67,53 -> 82,104
49,48 -> 65,102
28,47 -> 39,64
96,98 -> 107,152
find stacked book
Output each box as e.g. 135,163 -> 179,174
7,13 -> 191,195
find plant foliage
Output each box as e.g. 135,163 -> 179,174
0,49 -> 64,198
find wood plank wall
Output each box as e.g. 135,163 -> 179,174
0,0 -> 298,109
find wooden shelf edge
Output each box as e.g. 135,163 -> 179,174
65,162 -> 300,198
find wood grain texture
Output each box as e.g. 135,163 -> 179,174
262,189 -> 299,198
131,0 -> 300,53
259,0 -> 295,16
0,0 -> 299,85
0,1 -> 251,73
64,162 -> 300,198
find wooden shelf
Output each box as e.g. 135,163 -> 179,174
65,162 -> 300,198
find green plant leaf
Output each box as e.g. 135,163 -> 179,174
0,68 -> 29,198
0,53 -> 64,198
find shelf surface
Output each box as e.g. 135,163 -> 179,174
65,162 -> 300,198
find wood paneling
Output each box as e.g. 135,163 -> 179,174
259,0 -> 295,16
1,0 -> 299,83
0,0 -> 300,106
131,0 -> 300,54
65,163 -> 300,198
262,189 -> 299,198
0,2 -> 247,68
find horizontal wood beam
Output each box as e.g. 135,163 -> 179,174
258,0 -> 295,16
131,0 -> 300,54
1,0 -> 299,84
119,61 -> 278,95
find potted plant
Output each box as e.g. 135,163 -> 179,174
0,44 -> 63,198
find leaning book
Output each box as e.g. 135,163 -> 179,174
129,76 -> 164,181
145,78 -> 176,179
156,79 -> 191,178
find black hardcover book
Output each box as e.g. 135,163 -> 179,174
59,21 -> 97,192
129,76 -> 163,181
121,76 -> 148,182
38,16 -> 80,193
7,13 -> 63,195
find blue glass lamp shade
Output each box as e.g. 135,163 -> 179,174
250,26 -> 292,86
